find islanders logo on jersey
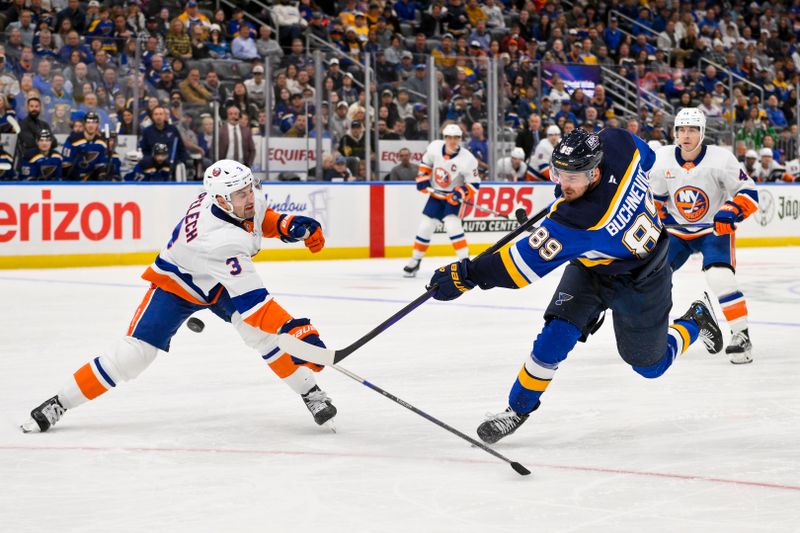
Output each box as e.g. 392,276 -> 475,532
673,186 -> 709,222
433,167 -> 452,188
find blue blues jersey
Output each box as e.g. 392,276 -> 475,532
0,149 -> 15,180
62,132 -> 109,181
20,149 -> 64,181
474,128 -> 661,288
124,156 -> 173,182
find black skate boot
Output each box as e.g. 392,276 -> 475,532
678,292 -> 723,354
726,329 -> 753,365
477,406 -> 533,444
20,396 -> 66,433
302,386 -> 337,426
403,259 -> 421,278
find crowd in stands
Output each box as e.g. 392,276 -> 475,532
0,0 -> 797,182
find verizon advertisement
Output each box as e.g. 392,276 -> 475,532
0,184 -> 368,259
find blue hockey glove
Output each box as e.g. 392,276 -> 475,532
713,201 -> 744,235
428,259 -> 476,301
446,187 -> 465,206
279,318 -> 325,371
277,214 -> 325,252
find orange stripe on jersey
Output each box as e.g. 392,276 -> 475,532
141,267 -> 206,305
415,175 -> 430,182
243,298 -> 292,334
418,164 -> 431,174
74,363 -> 108,400
730,233 -> 736,269
127,285 -> 156,335
722,300 -> 748,322
261,208 -> 281,238
267,353 -> 324,378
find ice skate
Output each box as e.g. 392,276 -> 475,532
727,329 -> 753,364
678,292 -> 723,354
20,395 -> 66,433
302,386 -> 337,427
476,407 -> 530,444
403,259 -> 421,278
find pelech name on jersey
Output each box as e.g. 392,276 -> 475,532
183,193 -> 206,243
604,166 -> 653,237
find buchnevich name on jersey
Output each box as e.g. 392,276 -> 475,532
605,166 -> 652,237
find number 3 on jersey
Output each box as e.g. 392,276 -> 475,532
528,227 -> 562,260
226,257 -> 242,275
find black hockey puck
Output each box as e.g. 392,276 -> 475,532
187,317 -> 205,333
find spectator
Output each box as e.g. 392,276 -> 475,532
256,25 -> 282,66
17,96 -> 54,160
218,105 -> 255,166
232,24 -> 259,61
197,114 -> 214,164
166,18 -> 192,59
178,1 -> 211,33
765,95 -> 788,128
467,122 -> 488,175
206,24 -> 231,59
482,0 -> 504,29
225,82 -> 259,121
244,65 -> 267,105
57,0 -> 87,35
203,69 -> 228,103
179,67 -> 211,105
325,155 -> 353,181
7,9 -> 35,47
140,106 -> 187,164
190,25 -> 211,60
394,0 -> 419,22
339,120 -> 367,160
698,92 -> 722,118
386,147 -> 418,181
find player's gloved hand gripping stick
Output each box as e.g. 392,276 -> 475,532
278,206 -> 544,366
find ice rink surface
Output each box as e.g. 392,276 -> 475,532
1,248 -> 799,533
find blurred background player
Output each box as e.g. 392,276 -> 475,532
62,111 -> 109,181
125,142 -> 172,181
495,147 -> 535,181
0,143 -> 15,180
404,123 -> 480,277
650,108 -> 759,364
428,129 -> 723,444
103,132 -> 122,181
20,130 -> 63,180
529,125 -> 561,181
21,160 -> 336,433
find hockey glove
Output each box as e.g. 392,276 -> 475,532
277,214 -> 325,252
446,187 -> 466,206
416,178 -> 430,192
279,318 -> 325,371
713,201 -> 744,235
428,259 -> 476,301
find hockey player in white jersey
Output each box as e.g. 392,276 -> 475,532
403,123 -> 480,277
21,160 -> 337,433
495,147 -> 535,181
650,108 -> 759,364
529,125 -> 561,181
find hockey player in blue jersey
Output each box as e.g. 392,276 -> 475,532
62,111 -> 109,181
428,129 -> 725,444
124,142 -> 173,181
20,130 -> 63,181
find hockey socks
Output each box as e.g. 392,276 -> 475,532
633,320 -> 699,379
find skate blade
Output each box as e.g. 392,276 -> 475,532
323,419 -> 337,433
730,356 -> 754,365
20,418 -> 41,433
403,272 -> 417,278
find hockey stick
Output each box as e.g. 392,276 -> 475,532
424,187 -> 526,221
278,203 -> 551,366
330,364 -> 531,476
664,222 -> 712,228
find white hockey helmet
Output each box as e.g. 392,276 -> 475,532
203,159 -> 256,215
510,147 -> 525,160
673,107 -> 706,145
759,147 -> 773,158
442,123 -> 463,138
546,125 -> 561,136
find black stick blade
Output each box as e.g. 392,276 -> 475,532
514,208 -> 528,224
510,462 -> 531,476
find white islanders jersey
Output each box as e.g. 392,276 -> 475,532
530,137 -> 556,179
142,190 -> 290,334
495,156 -> 534,181
417,140 -> 480,197
649,145 -> 758,239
